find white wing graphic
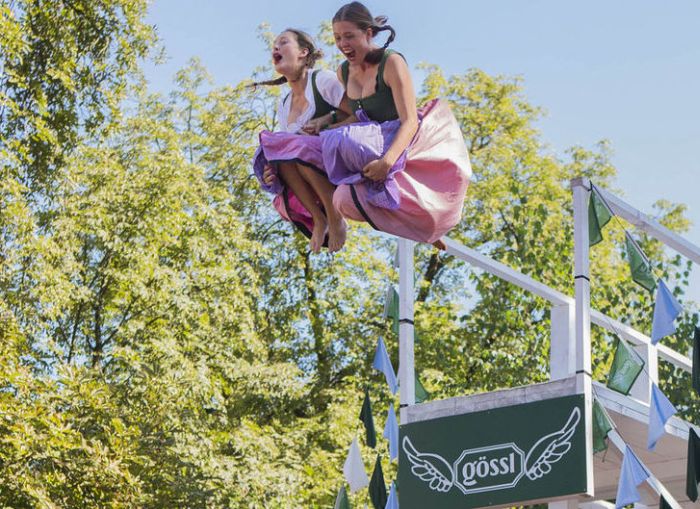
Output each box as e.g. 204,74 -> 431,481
402,436 -> 454,492
524,407 -> 580,480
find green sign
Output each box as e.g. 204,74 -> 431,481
398,395 -> 588,508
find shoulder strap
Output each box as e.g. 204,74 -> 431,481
341,61 -> 349,86
311,69 -> 320,95
311,70 -> 333,118
377,49 -> 405,90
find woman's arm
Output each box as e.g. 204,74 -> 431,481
300,103 -> 356,134
362,53 -> 419,181
301,67 -> 358,134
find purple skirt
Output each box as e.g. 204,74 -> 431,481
252,131 -> 327,242
320,111 -> 408,210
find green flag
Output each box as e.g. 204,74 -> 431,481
659,494 -> 673,509
383,284 -> 399,334
592,399 -> 613,453
625,233 -> 656,292
334,485 -> 351,509
359,388 -> 376,449
415,376 -> 430,403
607,337 -> 645,395
693,327 -> 700,397
589,186 -> 613,247
369,455 -> 387,509
687,428 -> 700,502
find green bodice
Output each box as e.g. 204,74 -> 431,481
341,49 -> 405,122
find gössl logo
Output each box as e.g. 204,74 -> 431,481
402,407 -> 580,495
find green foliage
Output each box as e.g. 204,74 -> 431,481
0,14 -> 695,509
1,0 -> 155,190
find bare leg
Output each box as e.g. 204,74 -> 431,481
277,162 -> 327,253
297,165 -> 347,252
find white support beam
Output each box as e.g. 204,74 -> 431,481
443,237 -> 573,306
590,310 -> 692,373
398,238 -> 415,422
572,178 -> 593,379
571,177 -> 595,498
549,499 -> 579,509
551,303 -> 576,380
443,232 -> 690,376
579,502 -> 615,509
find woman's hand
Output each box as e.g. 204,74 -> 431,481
362,158 -> 391,182
263,164 -> 277,185
301,116 -> 328,135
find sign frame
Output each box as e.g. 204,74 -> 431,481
399,390 -> 593,508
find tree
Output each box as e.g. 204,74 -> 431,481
1,0 -> 155,189
0,16 -> 695,508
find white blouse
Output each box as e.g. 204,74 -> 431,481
277,69 -> 345,133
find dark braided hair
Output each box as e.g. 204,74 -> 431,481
251,29 -> 323,87
333,2 -> 396,64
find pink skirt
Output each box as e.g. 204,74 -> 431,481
327,99 -> 471,243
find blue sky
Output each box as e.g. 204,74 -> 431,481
144,0 -> 700,298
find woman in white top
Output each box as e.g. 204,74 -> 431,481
253,29 -> 348,253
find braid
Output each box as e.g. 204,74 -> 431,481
249,76 -> 288,88
365,23 -> 396,64
375,24 -> 396,49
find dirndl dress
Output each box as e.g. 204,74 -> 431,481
252,98 -> 471,244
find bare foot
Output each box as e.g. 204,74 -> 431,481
327,217 -> 347,253
310,216 -> 327,253
432,238 -> 446,251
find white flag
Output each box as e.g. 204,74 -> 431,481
343,437 -> 369,493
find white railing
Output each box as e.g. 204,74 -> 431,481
396,180 -> 694,411
395,177 -> 697,509
571,177 -> 695,402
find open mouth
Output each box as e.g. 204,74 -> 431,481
343,50 -> 356,60
273,52 -> 283,64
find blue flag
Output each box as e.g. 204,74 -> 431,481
651,280 -> 682,345
616,445 -> 650,508
383,404 -> 399,462
648,383 -> 677,450
385,481 -> 399,509
373,338 -> 398,394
